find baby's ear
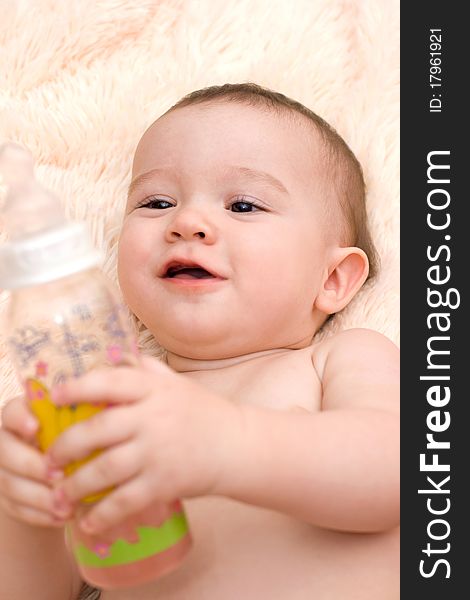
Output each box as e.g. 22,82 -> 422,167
314,247 -> 369,314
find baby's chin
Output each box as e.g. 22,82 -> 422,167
146,327 -> 264,361
141,312 -> 319,361
157,336 -> 268,362
153,329 -> 317,365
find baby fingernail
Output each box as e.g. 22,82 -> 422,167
54,510 -> 70,520
46,467 -> 64,482
53,488 -> 70,512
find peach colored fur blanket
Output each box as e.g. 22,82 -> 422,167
0,0 -> 399,408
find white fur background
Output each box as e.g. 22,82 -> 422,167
0,0 -> 399,408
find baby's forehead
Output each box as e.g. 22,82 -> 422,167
132,103 -> 327,191
138,100 -> 322,148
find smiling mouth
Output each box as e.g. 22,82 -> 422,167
165,265 -> 216,280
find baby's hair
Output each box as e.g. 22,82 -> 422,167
164,82 -> 379,281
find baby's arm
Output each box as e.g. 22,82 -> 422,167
0,396 -> 83,600
0,510 -> 83,600
218,328 -> 399,532
47,332 -> 398,536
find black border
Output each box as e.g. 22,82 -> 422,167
401,4 -> 467,596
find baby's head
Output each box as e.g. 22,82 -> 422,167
118,83 -> 378,360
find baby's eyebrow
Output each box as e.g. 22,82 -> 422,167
127,165 -> 289,198
221,166 -> 289,196
127,168 -> 170,199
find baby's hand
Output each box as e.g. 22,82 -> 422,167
47,356 -> 242,535
0,395 -> 72,528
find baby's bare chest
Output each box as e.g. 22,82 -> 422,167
187,346 -> 323,412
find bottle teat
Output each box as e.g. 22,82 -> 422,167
0,143 -> 66,240
0,143 -> 102,289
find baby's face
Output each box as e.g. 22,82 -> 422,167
118,102 -> 338,359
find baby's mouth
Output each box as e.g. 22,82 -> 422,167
164,265 -> 215,280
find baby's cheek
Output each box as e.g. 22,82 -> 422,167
117,228 -> 147,280
117,243 -> 145,307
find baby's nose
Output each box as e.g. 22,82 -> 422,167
165,208 -> 216,244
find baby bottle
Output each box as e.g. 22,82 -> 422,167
0,143 -> 191,589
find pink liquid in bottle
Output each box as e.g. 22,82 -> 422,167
68,500 -> 192,589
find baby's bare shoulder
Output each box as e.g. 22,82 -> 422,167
312,328 -> 398,375
311,328 -> 399,411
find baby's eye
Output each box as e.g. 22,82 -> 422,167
136,197 -> 175,210
229,196 -> 264,213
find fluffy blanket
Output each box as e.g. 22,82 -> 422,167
0,0 -> 399,408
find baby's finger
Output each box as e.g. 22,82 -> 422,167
47,406 -> 136,469
0,429 -> 49,482
0,497 -> 67,529
77,477 -> 151,535
53,441 -> 140,505
52,367 -> 156,406
0,466 -> 69,518
1,395 -> 38,441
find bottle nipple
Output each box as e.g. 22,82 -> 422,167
0,143 -> 101,290
0,142 -> 65,240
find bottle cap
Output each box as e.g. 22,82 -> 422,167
0,143 -> 102,289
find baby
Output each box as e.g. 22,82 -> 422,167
0,83 -> 399,599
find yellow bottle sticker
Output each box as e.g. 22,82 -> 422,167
26,378 -> 112,503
